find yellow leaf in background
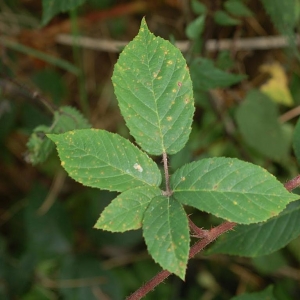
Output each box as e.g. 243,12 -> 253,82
259,62 -> 294,107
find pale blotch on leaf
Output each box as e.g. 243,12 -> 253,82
133,163 -> 143,172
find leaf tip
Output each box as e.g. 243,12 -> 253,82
46,134 -> 56,143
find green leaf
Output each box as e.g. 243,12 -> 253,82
216,50 -> 235,70
224,0 -> 253,17
260,0 -> 300,59
190,58 -> 245,91
214,10 -> 241,26
191,0 -> 207,15
235,90 -> 291,161
94,186 -> 161,232
41,0 -> 86,26
48,129 -> 162,192
112,18 -> 195,155
143,195 -> 189,279
208,200 -> 300,256
260,0 -> 297,34
54,106 -> 91,132
186,15 -> 206,40
26,125 -> 55,165
252,252 -> 288,274
293,116 -> 300,164
26,106 -> 91,165
230,285 -> 276,300
171,157 -> 298,224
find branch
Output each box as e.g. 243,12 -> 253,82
126,221 -> 236,300
56,34 -> 300,53
127,174 -> 300,300
284,175 -> 300,192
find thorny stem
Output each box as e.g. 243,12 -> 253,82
188,216 -> 209,238
126,174 -> 300,300
127,221 -> 236,300
162,152 -> 172,196
284,175 -> 300,192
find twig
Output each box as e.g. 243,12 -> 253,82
37,170 -> 66,215
279,106 -> 300,123
127,174 -> 300,300
284,175 -> 300,192
39,275 -> 106,288
0,74 -> 57,114
56,34 -> 300,53
188,216 -> 209,238
126,221 -> 236,300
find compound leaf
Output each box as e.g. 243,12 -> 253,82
94,186 -> 161,232
143,195 -> 189,279
112,18 -> 194,156
48,129 -> 162,192
208,200 -> 300,257
171,157 -> 298,224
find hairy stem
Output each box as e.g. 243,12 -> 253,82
127,174 -> 300,300
188,216 -> 209,238
284,175 -> 300,192
126,221 -> 236,300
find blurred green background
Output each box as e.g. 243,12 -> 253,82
1,0 -> 300,299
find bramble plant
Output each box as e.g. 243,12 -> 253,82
47,19 -> 299,299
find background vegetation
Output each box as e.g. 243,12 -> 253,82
1,0 -> 300,299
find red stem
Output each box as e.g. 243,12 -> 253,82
284,175 -> 300,192
127,174 -> 300,300
127,221 -> 236,300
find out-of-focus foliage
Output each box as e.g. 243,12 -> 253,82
1,0 -> 300,299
